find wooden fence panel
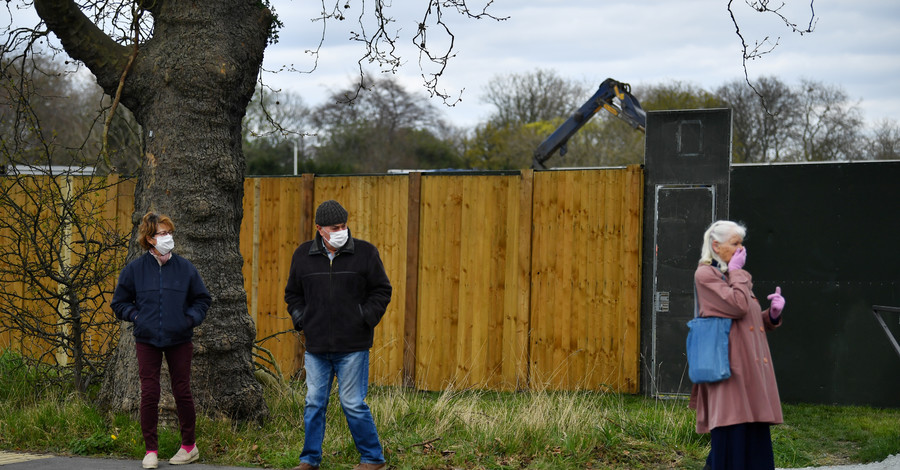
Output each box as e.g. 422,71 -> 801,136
415,174 -> 461,389
415,173 -> 531,391
529,166 -> 642,393
4,169 -> 642,394
241,177 -> 310,379
78,175 -> 133,360
0,177 -> 35,355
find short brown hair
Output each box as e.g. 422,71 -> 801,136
138,211 -> 175,251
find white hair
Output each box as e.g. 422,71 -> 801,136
699,220 -> 747,273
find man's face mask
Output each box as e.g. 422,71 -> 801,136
327,229 -> 349,248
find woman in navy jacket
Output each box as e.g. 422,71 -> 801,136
111,212 -> 211,469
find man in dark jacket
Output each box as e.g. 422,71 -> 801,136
285,200 -> 392,470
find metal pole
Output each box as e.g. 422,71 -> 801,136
873,306 -> 900,360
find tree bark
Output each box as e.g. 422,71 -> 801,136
34,0 -> 273,421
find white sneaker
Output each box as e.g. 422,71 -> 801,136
169,446 -> 200,465
142,452 -> 159,469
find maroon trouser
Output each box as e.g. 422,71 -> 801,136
135,341 -> 196,452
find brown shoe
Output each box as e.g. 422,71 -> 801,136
352,463 -> 386,470
291,463 -> 319,470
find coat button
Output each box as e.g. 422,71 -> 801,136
749,326 -> 754,331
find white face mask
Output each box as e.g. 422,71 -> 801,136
155,234 -> 175,255
326,229 -> 349,248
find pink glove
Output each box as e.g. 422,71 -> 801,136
728,247 -> 747,271
767,286 -> 785,320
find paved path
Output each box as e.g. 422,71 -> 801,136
3,450 -> 898,469
0,451 -> 256,469
778,454 -> 900,470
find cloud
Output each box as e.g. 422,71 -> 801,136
263,0 -> 900,130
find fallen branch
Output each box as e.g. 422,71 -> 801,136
410,437 -> 441,448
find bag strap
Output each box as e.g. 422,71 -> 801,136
693,270 -> 728,319
693,282 -> 700,318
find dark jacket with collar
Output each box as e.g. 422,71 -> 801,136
111,252 -> 211,348
284,230 -> 392,354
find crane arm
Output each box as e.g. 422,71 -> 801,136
532,78 -> 646,170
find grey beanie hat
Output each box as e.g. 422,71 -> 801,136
315,200 -> 348,226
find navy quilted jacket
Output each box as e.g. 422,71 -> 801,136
111,252 -> 211,348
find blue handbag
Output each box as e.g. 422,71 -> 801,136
686,282 -> 732,384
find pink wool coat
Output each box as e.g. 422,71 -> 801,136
689,263 -> 784,434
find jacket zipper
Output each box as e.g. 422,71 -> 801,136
158,262 -> 163,338
328,255 -> 335,349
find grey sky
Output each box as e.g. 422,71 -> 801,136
262,0 -> 900,131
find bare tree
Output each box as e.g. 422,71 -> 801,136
242,86 -> 313,175
718,76 -> 801,162
718,77 -> 864,162
1,46 -> 144,396
0,54 -> 137,396
312,73 -> 460,172
481,69 -> 588,127
464,69 -> 588,169
2,57 -> 87,164
0,171 -> 127,394
314,74 -> 446,134
865,119 -> 900,160
793,78 -> 863,161
1,54 -> 143,175
243,86 -> 312,143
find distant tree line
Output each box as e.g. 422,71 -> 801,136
245,69 -> 900,172
4,59 -> 898,175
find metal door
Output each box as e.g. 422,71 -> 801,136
640,108 -> 732,397
650,185 -> 716,396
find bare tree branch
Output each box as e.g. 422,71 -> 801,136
287,1 -> 507,106
413,0 -> 506,104
728,0 -> 817,115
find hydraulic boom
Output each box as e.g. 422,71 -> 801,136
532,78 -> 646,169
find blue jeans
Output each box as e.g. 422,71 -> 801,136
299,350 -> 384,467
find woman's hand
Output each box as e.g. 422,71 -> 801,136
767,286 -> 785,320
728,246 -> 747,271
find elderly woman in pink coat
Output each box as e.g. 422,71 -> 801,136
690,220 -> 786,470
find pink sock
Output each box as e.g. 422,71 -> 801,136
181,444 -> 195,453
146,450 -> 158,455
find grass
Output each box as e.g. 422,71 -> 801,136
1,350 -> 898,469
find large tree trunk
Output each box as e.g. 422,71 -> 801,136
34,0 -> 273,421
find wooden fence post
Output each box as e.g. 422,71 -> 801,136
402,172 -> 421,388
